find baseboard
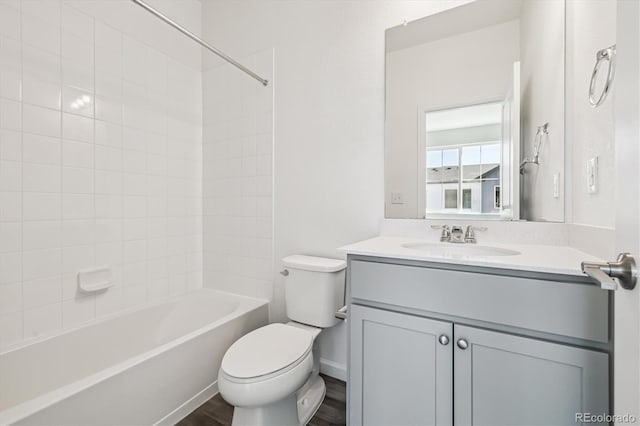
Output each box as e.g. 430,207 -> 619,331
320,358 -> 346,382
155,381 -> 219,425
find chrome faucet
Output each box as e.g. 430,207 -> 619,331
464,225 -> 487,244
430,225 -> 451,242
450,226 -> 465,243
431,224 -> 487,243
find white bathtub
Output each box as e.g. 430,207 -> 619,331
0,289 -> 269,425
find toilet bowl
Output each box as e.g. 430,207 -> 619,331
218,323 -> 314,408
218,255 -> 346,426
218,323 -> 322,426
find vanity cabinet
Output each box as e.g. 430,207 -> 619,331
347,258 -> 610,426
349,305 -> 453,426
453,325 -> 608,426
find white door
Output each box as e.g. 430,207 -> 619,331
501,61 -> 521,219
614,0 -> 640,420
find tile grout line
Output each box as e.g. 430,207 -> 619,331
58,0 -> 63,331
91,9 -> 97,319
19,0 -> 24,342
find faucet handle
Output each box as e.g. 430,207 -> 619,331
464,226 -> 487,243
431,224 -> 451,242
430,224 -> 449,230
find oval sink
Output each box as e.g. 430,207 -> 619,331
402,242 -> 521,257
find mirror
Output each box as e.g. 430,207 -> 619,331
385,0 -> 565,221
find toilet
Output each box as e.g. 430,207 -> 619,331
217,255 -> 346,426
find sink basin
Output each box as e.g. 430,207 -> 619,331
401,242 -> 521,257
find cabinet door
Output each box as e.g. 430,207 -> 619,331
349,305 -> 453,426
453,325 -> 609,426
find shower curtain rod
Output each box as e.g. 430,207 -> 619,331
130,0 -> 269,86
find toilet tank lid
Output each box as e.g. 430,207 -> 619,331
282,255 -> 346,272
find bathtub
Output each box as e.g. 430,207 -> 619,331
0,289 -> 269,425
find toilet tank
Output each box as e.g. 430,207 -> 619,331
282,255 -> 346,328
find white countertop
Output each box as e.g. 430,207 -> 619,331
340,236 -> 605,277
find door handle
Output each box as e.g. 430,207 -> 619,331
581,253 -> 637,290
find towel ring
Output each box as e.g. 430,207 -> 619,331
589,44 -> 616,108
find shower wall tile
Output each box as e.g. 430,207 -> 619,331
22,134 -> 60,165
0,129 -> 22,161
0,1 -> 21,41
22,76 -> 61,110
23,276 -> 62,309
0,0 -> 203,349
203,49 -> 273,301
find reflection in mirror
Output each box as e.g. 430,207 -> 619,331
425,103 -> 503,217
384,0 -> 565,222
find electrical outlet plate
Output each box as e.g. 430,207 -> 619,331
587,157 -> 598,194
391,192 -> 404,204
553,173 -> 560,199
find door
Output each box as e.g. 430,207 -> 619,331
501,61 -> 520,219
453,325 -> 609,426
615,0 -> 640,419
349,305 -> 453,426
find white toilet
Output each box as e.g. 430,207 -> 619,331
217,255 -> 346,426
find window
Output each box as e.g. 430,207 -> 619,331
445,189 -> 458,208
462,189 -> 472,209
423,102 -> 505,217
426,143 -> 501,215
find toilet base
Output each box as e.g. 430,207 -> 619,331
297,375 -> 326,425
229,375 -> 326,426
231,394 -> 300,426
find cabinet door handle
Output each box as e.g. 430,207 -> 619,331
456,338 -> 469,350
438,335 -> 449,345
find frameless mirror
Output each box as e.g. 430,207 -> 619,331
384,0 -> 565,221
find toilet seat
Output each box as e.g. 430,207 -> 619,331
220,323 -> 313,383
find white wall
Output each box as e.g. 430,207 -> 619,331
201,0 -> 468,379
385,20 -> 520,218
0,0 -> 202,348
566,0 -> 616,228
519,0 -> 565,222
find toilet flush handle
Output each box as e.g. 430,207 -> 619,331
335,306 -> 348,320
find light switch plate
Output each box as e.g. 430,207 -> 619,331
587,157 -> 598,194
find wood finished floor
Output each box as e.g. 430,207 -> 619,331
177,374 -> 346,426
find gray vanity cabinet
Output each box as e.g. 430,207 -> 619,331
349,304 -> 453,426
347,258 -> 611,426
453,325 -> 609,426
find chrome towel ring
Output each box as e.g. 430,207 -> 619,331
589,44 -> 616,108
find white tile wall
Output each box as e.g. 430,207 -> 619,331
0,0 -> 202,348
202,50 -> 273,301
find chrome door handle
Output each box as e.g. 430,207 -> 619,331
438,335 -> 449,346
456,338 -> 469,350
581,253 -> 637,290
